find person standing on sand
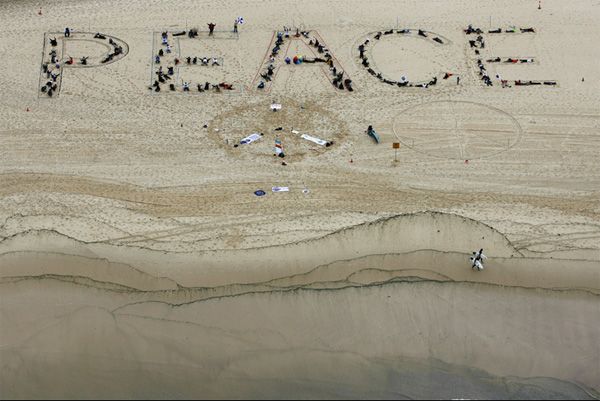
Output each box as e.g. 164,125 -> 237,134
457,76 -> 460,85
65,27 -> 70,37
208,23 -> 216,35
234,21 -> 238,33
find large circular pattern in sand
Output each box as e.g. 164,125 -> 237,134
209,98 -> 348,162
393,100 -> 523,160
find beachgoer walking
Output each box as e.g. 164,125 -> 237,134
473,249 -> 487,263
470,257 -> 484,270
208,23 -> 216,35
65,27 -> 70,37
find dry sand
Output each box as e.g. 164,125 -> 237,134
1,0 -> 599,399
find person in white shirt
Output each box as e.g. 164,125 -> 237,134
470,257 -> 484,270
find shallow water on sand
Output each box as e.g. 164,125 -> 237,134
1,269 -> 598,400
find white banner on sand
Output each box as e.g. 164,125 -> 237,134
301,134 -> 327,145
272,187 -> 289,192
241,134 -> 261,144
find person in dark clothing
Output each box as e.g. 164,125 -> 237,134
208,23 -> 216,35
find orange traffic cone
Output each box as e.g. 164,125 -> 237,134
39,6 -> 42,15
27,107 -> 29,111
281,159 -> 287,165
538,1 -> 541,9
350,158 -> 353,163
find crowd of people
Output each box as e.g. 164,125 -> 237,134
357,29 -> 448,88
464,24 -> 555,88
152,30 -> 235,94
39,31 -> 127,97
256,27 -> 353,92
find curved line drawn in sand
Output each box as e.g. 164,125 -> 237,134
392,100 -> 523,160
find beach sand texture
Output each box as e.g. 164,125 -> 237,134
1,0 -> 599,398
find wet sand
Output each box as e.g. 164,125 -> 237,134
1,0 -> 599,398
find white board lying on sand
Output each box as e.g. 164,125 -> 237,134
291,130 -> 300,134
301,134 -> 327,146
270,104 -> 282,110
241,134 -> 261,144
272,187 -> 289,192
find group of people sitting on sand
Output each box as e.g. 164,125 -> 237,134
359,33 -> 444,88
181,56 -> 220,66
41,31 -> 124,97
256,28 -> 351,91
153,31 -> 232,94
514,80 -> 556,86
464,24 -> 556,88
466,24 -> 535,35
151,78 -> 234,93
370,28 -> 445,45
358,28 -> 450,88
40,61 -> 59,97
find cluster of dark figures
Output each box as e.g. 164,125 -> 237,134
151,71 -> 233,93
40,62 -> 59,97
485,57 -> 535,63
466,24 -> 535,35
41,36 -> 87,97
468,35 -> 486,50
359,36 -> 438,88
475,57 -> 494,86
256,28 -> 351,91
371,28 -> 444,44
162,22 -> 217,40
331,69 -> 353,91
465,24 -> 553,87
515,80 -> 557,86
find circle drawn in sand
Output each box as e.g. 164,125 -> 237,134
392,100 -> 522,159
209,99 -> 348,162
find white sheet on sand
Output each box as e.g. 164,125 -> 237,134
270,104 -> 282,110
291,130 -> 300,134
241,134 -> 261,144
301,134 -> 327,146
272,187 -> 289,192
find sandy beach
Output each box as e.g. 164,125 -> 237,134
1,0 -> 599,398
